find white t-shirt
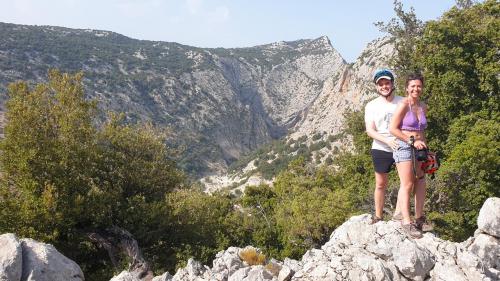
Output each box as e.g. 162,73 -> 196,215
364,95 -> 404,152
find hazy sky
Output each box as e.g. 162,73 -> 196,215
0,0 -> 457,62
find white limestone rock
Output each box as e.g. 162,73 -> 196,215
430,262 -> 468,281
277,266 -> 293,281
353,253 -> 391,281
211,246 -> 244,277
477,197 -> 500,237
0,233 -> 22,281
110,271 -> 141,281
172,258 -> 208,281
21,238 -> 84,281
467,233 -> 500,269
242,265 -> 274,281
228,267 -> 251,281
393,239 -> 435,281
282,258 -> 301,274
152,271 -> 173,281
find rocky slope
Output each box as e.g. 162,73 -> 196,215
2,198 -> 498,281
201,37 -> 395,193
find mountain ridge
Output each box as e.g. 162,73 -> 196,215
0,22 -> 391,179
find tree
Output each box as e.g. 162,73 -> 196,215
160,190 -> 240,270
414,0 -> 499,152
427,116 -> 499,240
0,70 -> 184,281
375,0 -> 424,89
270,158 -> 355,258
455,0 -> 476,9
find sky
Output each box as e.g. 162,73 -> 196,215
0,0 -> 458,62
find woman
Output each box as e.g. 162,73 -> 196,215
389,73 -> 430,239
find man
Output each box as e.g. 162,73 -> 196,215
364,69 -> 402,223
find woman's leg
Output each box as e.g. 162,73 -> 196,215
414,161 -> 426,219
396,160 -> 415,224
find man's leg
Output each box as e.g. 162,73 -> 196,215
374,172 -> 388,219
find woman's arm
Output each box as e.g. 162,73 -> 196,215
389,102 -> 410,143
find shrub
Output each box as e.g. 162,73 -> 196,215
238,247 -> 266,265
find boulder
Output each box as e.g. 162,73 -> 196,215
277,266 -> 293,281
393,239 -> 435,280
172,258 -> 208,281
0,233 -> 22,281
430,262 -> 468,281
211,247 -> 244,277
468,233 -> 500,269
477,197 -> 500,237
21,238 -> 84,281
228,267 -> 251,281
239,265 -> 274,281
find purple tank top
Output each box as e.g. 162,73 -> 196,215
401,103 -> 427,131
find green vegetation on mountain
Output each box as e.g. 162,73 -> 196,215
228,132 -> 343,181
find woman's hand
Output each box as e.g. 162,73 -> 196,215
413,139 -> 427,150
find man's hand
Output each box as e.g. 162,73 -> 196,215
387,139 -> 399,150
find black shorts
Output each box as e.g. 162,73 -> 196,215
371,149 -> 395,173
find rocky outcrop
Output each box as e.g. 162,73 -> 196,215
289,37 -> 395,142
129,197 -> 498,281
0,234 -> 84,281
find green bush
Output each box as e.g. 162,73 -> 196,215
0,70 -> 184,280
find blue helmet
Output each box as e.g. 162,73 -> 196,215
373,69 -> 395,84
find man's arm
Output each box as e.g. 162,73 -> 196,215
365,120 -> 398,150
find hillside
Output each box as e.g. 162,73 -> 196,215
0,22 -> 393,179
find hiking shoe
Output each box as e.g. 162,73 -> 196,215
392,212 -> 403,222
370,215 -> 383,224
401,223 -> 423,239
415,216 -> 434,232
